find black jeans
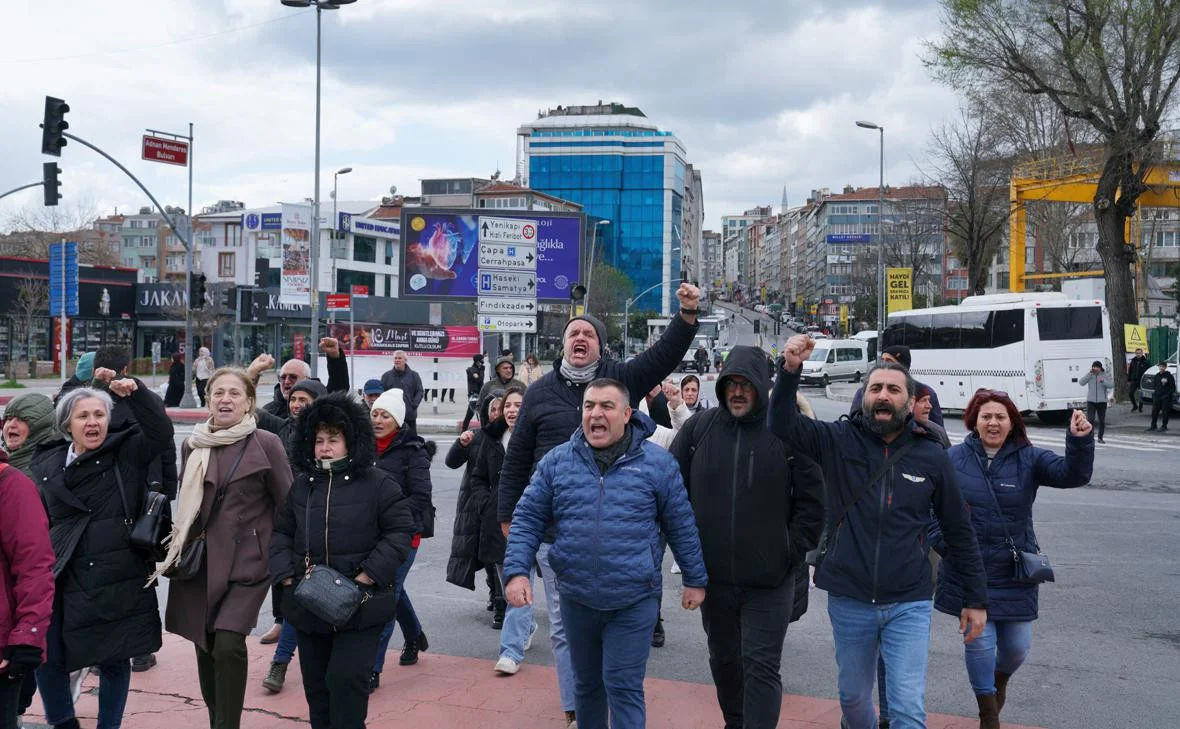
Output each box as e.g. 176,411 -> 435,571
461,393 -> 479,431
1151,398 -> 1172,429
0,673 -> 34,729
195,378 -> 209,407
1130,385 -> 1142,410
297,626 -> 384,729
1087,401 -> 1107,440
700,578 -> 796,729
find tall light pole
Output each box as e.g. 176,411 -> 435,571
330,166 -> 352,311
584,219 -> 610,310
856,120 -> 885,343
281,0 -> 355,377
623,278 -> 683,355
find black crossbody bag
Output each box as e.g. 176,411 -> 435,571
293,478 -> 367,628
113,469 -> 172,563
808,439 -> 915,568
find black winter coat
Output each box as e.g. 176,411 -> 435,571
270,394 -> 414,633
164,361 -> 185,407
669,346 -> 825,589
261,353 -> 350,420
376,429 -> 434,535
108,388 -> 179,500
466,362 -> 485,396
445,393 -> 502,590
498,313 -> 699,524
469,419 -> 509,566
30,384 -> 174,670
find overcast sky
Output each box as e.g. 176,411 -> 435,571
0,0 -> 959,232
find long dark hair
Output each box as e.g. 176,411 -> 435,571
963,389 -> 1030,447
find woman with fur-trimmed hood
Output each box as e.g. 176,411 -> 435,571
269,393 -> 415,729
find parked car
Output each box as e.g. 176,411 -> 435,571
1140,350 -> 1180,412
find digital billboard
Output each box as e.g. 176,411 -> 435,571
398,208 -> 584,302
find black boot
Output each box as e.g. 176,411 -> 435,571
492,598 -> 506,629
975,693 -> 1000,729
53,720 -> 82,729
368,672 -> 380,695
400,631 -> 429,665
994,671 -> 1012,712
651,617 -> 665,648
261,661 -> 288,694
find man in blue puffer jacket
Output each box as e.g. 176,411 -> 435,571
504,378 -> 707,729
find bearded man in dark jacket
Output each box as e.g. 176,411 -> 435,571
670,345 -> 825,729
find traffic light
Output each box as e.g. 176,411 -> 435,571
41,96 -> 69,157
42,162 -> 61,206
190,273 -> 207,309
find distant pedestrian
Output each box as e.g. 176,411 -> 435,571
1127,348 -> 1151,412
1079,360 -> 1112,443
462,355 -> 486,431
679,374 -> 711,413
521,353 -> 545,387
1148,361 -> 1176,432
361,379 -> 384,409
477,355 -> 524,407
379,351 -> 424,430
194,347 -> 215,407
165,352 -> 186,406
933,391 -> 1093,728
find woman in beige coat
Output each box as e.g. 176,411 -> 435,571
159,368 -> 293,729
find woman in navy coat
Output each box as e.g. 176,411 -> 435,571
932,389 -> 1094,728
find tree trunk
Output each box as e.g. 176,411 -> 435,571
1093,170 -> 1139,402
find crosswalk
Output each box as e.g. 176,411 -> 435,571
944,429 -> 1180,453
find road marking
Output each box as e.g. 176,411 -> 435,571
945,432 -> 1180,453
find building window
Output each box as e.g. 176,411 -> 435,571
353,235 -> 376,263
336,269 -> 375,295
219,252 -> 235,277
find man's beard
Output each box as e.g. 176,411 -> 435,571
862,400 -> 907,436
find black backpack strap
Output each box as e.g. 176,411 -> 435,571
686,408 -> 721,457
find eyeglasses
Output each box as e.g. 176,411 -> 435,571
279,373 -> 302,381
723,380 -> 755,392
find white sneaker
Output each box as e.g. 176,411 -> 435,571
524,623 -> 538,651
671,561 -> 681,574
494,656 -> 520,675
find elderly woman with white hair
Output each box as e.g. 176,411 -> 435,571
30,366 -> 175,729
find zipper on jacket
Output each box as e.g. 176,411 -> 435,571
870,445 -> 888,604
325,471 -> 339,633
594,475 -> 605,580
729,429 -> 742,581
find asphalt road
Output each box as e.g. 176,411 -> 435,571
155,310 -> 1180,729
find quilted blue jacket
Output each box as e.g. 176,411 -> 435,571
503,411 -> 708,611
932,430 -> 1093,622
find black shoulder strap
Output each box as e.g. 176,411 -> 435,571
113,466 -> 132,526
828,437 -> 916,535
199,433 -> 253,534
687,408 -> 722,457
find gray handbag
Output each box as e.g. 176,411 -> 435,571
293,483 -> 367,627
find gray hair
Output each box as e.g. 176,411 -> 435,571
865,361 -> 915,398
55,387 -> 113,441
393,350 -> 408,358
282,359 -> 311,377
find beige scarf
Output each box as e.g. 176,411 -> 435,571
148,414 -> 257,584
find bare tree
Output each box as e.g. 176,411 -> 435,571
883,193 -> 949,303
1,198 -> 117,265
586,261 -> 633,345
13,278 -> 49,378
1033,202 -> 1094,274
926,104 -> 1011,294
928,0 -> 1180,396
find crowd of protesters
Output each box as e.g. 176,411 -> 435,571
0,288 -> 1110,729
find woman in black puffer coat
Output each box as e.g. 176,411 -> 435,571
445,391 -> 504,596
270,393 -> 414,729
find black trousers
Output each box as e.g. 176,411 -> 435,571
1151,398 -> 1172,429
195,630 -> 249,729
461,394 -> 479,431
1086,401 -> 1107,440
700,579 -> 796,729
1130,385 -> 1142,410
297,626 -> 384,729
0,673 -> 36,729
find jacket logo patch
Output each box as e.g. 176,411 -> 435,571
621,466 -> 643,473
901,473 -> 926,483
998,482 -> 1017,489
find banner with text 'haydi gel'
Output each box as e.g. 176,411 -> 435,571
886,267 -> 912,313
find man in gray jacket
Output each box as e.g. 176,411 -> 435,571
1079,360 -> 1112,443
380,350 -> 424,429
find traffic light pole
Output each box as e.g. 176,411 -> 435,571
0,182 -> 44,201
59,130 -> 200,406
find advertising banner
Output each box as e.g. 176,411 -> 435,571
326,323 -> 480,358
280,204 -> 312,306
886,267 -> 913,313
399,209 -> 583,302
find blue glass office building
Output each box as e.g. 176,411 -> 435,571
518,104 -> 688,313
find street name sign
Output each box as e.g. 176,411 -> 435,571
478,315 -> 537,332
478,270 -> 536,297
478,216 -> 538,244
478,297 -> 537,315
478,242 -> 537,271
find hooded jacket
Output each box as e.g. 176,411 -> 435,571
933,430 -> 1092,622
446,391 -> 502,589
466,357 -> 486,396
477,356 -> 524,406
769,367 -> 988,607
1079,368 -> 1112,403
669,346 -> 825,588
3,393 -> 56,477
0,452 -> 55,661
503,410 -> 708,611
498,312 -> 699,525
270,393 -> 415,633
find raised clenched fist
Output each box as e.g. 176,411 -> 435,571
782,334 -> 815,372
108,378 -> 139,398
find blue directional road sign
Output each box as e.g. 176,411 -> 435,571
48,242 -> 79,316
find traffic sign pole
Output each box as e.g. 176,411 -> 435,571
59,241 -> 66,384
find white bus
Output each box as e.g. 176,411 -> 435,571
882,293 -> 1112,424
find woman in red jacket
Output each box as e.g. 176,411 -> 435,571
0,452 -> 55,729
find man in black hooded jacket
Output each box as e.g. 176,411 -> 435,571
669,345 -> 825,729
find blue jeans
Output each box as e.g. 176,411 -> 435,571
536,543 -> 576,712
274,619 -> 299,664
562,595 -> 659,729
36,599 -> 132,729
373,547 -> 420,674
827,596 -> 933,729
497,563 -> 538,664
964,621 -> 1033,695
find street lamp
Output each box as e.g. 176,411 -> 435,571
584,219 -> 611,310
281,0 -> 355,377
856,119 -> 885,344
623,278 -> 683,356
330,166 -> 352,310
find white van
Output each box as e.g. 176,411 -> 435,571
799,339 -> 869,386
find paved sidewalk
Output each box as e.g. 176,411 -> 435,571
18,634 -> 1045,729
